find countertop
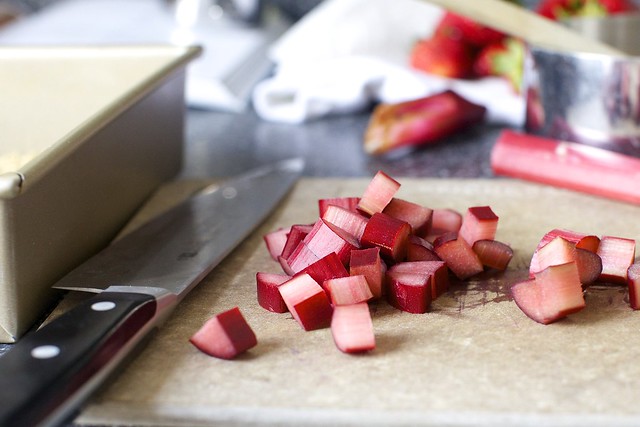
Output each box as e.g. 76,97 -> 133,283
180,107 -> 506,180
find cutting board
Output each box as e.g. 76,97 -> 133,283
70,177 -> 640,426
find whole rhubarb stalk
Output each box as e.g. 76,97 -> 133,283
492,130 -> 640,205
364,90 -> 487,155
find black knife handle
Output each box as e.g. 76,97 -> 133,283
0,289 -> 173,427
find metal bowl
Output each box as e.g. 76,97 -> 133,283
524,45 -> 640,156
524,13 -> 640,156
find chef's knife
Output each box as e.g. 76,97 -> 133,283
0,158 -> 304,427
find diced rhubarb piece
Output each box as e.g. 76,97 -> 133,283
303,219 -> 360,266
627,263 -> 640,310
318,197 -> 360,216
407,235 -> 441,262
459,206 -> 499,246
535,262 -> 586,317
385,270 -> 432,313
472,239 -> 513,271
596,235 -> 636,284
299,252 -> 349,289
382,198 -> 433,237
349,247 -> 386,299
529,235 -> 603,285
331,303 -> 375,353
256,272 -> 291,313
433,232 -> 483,280
322,204 -> 369,241
511,279 -> 559,325
279,274 -> 333,331
284,242 -> 320,274
530,229 -> 600,274
389,260 -> 449,299
530,236 -> 576,276
363,90 -> 487,155
428,208 -> 463,240
189,307 -> 257,359
512,262 -> 586,325
491,130 -> 640,205
280,224 -> 314,260
263,227 -> 290,261
357,171 -> 400,216
360,212 -> 411,264
325,275 -> 373,306
574,248 -> 603,285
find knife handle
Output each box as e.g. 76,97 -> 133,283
0,289 -> 175,427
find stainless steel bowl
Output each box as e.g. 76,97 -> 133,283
524,13 -> 640,157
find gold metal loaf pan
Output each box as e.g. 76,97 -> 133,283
0,45 -> 201,342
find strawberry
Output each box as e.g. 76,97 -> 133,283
473,37 -> 525,93
536,0 -> 637,19
409,35 -> 475,79
434,12 -> 506,48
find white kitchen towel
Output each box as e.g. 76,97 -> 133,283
252,0 -> 525,125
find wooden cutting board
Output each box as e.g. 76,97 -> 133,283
71,178 -> 640,426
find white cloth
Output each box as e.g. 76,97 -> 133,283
252,0 -> 525,125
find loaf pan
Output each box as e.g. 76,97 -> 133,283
0,45 -> 201,342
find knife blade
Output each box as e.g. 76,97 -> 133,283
0,158 -> 304,427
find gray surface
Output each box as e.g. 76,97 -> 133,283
181,107 -> 506,179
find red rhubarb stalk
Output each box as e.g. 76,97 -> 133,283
491,130 -> 640,205
364,90 -> 487,155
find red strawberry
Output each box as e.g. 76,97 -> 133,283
536,0 -> 637,19
473,37 -> 525,93
434,12 -> 506,47
410,35 -> 475,79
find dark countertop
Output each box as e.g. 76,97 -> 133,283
181,106 -> 509,180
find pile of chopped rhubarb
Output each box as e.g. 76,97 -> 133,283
190,171 -> 638,359
255,171 -> 513,354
